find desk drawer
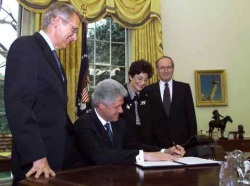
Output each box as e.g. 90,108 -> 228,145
216,139 -> 250,152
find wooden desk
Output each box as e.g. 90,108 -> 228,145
0,156 -> 11,172
19,164 -> 221,186
216,139 -> 250,152
18,145 -> 225,186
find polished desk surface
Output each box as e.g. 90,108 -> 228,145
19,145 -> 225,186
19,164 -> 221,186
0,155 -> 11,172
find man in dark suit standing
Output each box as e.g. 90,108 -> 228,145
74,79 -> 185,165
142,56 -> 197,149
4,2 -> 86,185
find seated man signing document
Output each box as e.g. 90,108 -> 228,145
74,79 -> 185,165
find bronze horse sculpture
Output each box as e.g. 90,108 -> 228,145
208,116 -> 233,138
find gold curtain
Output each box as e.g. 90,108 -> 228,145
58,32 -> 82,123
17,0 -> 164,120
132,18 -> 164,83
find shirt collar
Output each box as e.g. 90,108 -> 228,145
126,83 -> 138,100
39,30 -> 55,51
94,108 -> 108,126
159,79 -> 173,88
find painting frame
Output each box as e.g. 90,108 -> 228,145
194,69 -> 227,107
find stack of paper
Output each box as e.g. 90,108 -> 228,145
136,157 -> 220,168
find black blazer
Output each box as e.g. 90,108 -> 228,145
4,32 -> 74,178
143,80 -> 197,148
74,111 -> 160,165
121,85 -> 153,144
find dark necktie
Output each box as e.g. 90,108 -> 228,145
133,93 -> 139,102
104,123 -> 114,145
134,93 -> 140,125
52,50 -> 64,81
163,83 -> 171,116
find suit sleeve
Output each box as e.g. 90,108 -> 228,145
185,84 -> 197,137
4,38 -> 46,165
74,117 -> 139,165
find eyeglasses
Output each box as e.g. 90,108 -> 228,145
59,17 -> 79,34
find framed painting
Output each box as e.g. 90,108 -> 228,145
194,70 -> 227,106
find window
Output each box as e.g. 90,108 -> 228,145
87,18 -> 128,92
0,13 -> 129,133
0,0 -> 19,133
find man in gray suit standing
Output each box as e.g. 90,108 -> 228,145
4,2 -> 87,185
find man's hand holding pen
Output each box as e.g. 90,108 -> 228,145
143,143 -> 185,162
164,145 -> 185,158
144,144 -> 185,162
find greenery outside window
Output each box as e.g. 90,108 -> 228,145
87,18 -> 128,92
0,0 -> 19,133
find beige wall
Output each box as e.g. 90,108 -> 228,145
161,0 -> 250,137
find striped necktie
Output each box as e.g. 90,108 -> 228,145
104,123 -> 114,145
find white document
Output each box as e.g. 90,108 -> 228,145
136,156 -> 220,168
136,161 -> 183,168
175,157 -> 220,165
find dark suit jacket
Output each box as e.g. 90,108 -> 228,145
121,85 -> 153,144
74,111 -> 161,165
4,32 -> 78,178
142,80 -> 197,148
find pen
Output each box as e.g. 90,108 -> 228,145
173,141 -> 182,158
173,141 -> 178,150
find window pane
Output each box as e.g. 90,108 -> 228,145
87,39 -> 94,64
111,67 -> 125,85
95,66 -> 110,85
96,41 -> 110,64
0,79 -> 9,133
89,64 -> 95,87
111,43 -> 125,66
87,23 -> 95,40
96,19 -> 110,41
87,18 -> 128,91
111,21 -> 125,42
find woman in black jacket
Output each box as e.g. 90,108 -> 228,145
121,59 -> 154,144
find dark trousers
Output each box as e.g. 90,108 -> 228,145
12,176 -> 22,186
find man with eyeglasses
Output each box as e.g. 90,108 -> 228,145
142,56 -> 197,153
4,2 -> 88,185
